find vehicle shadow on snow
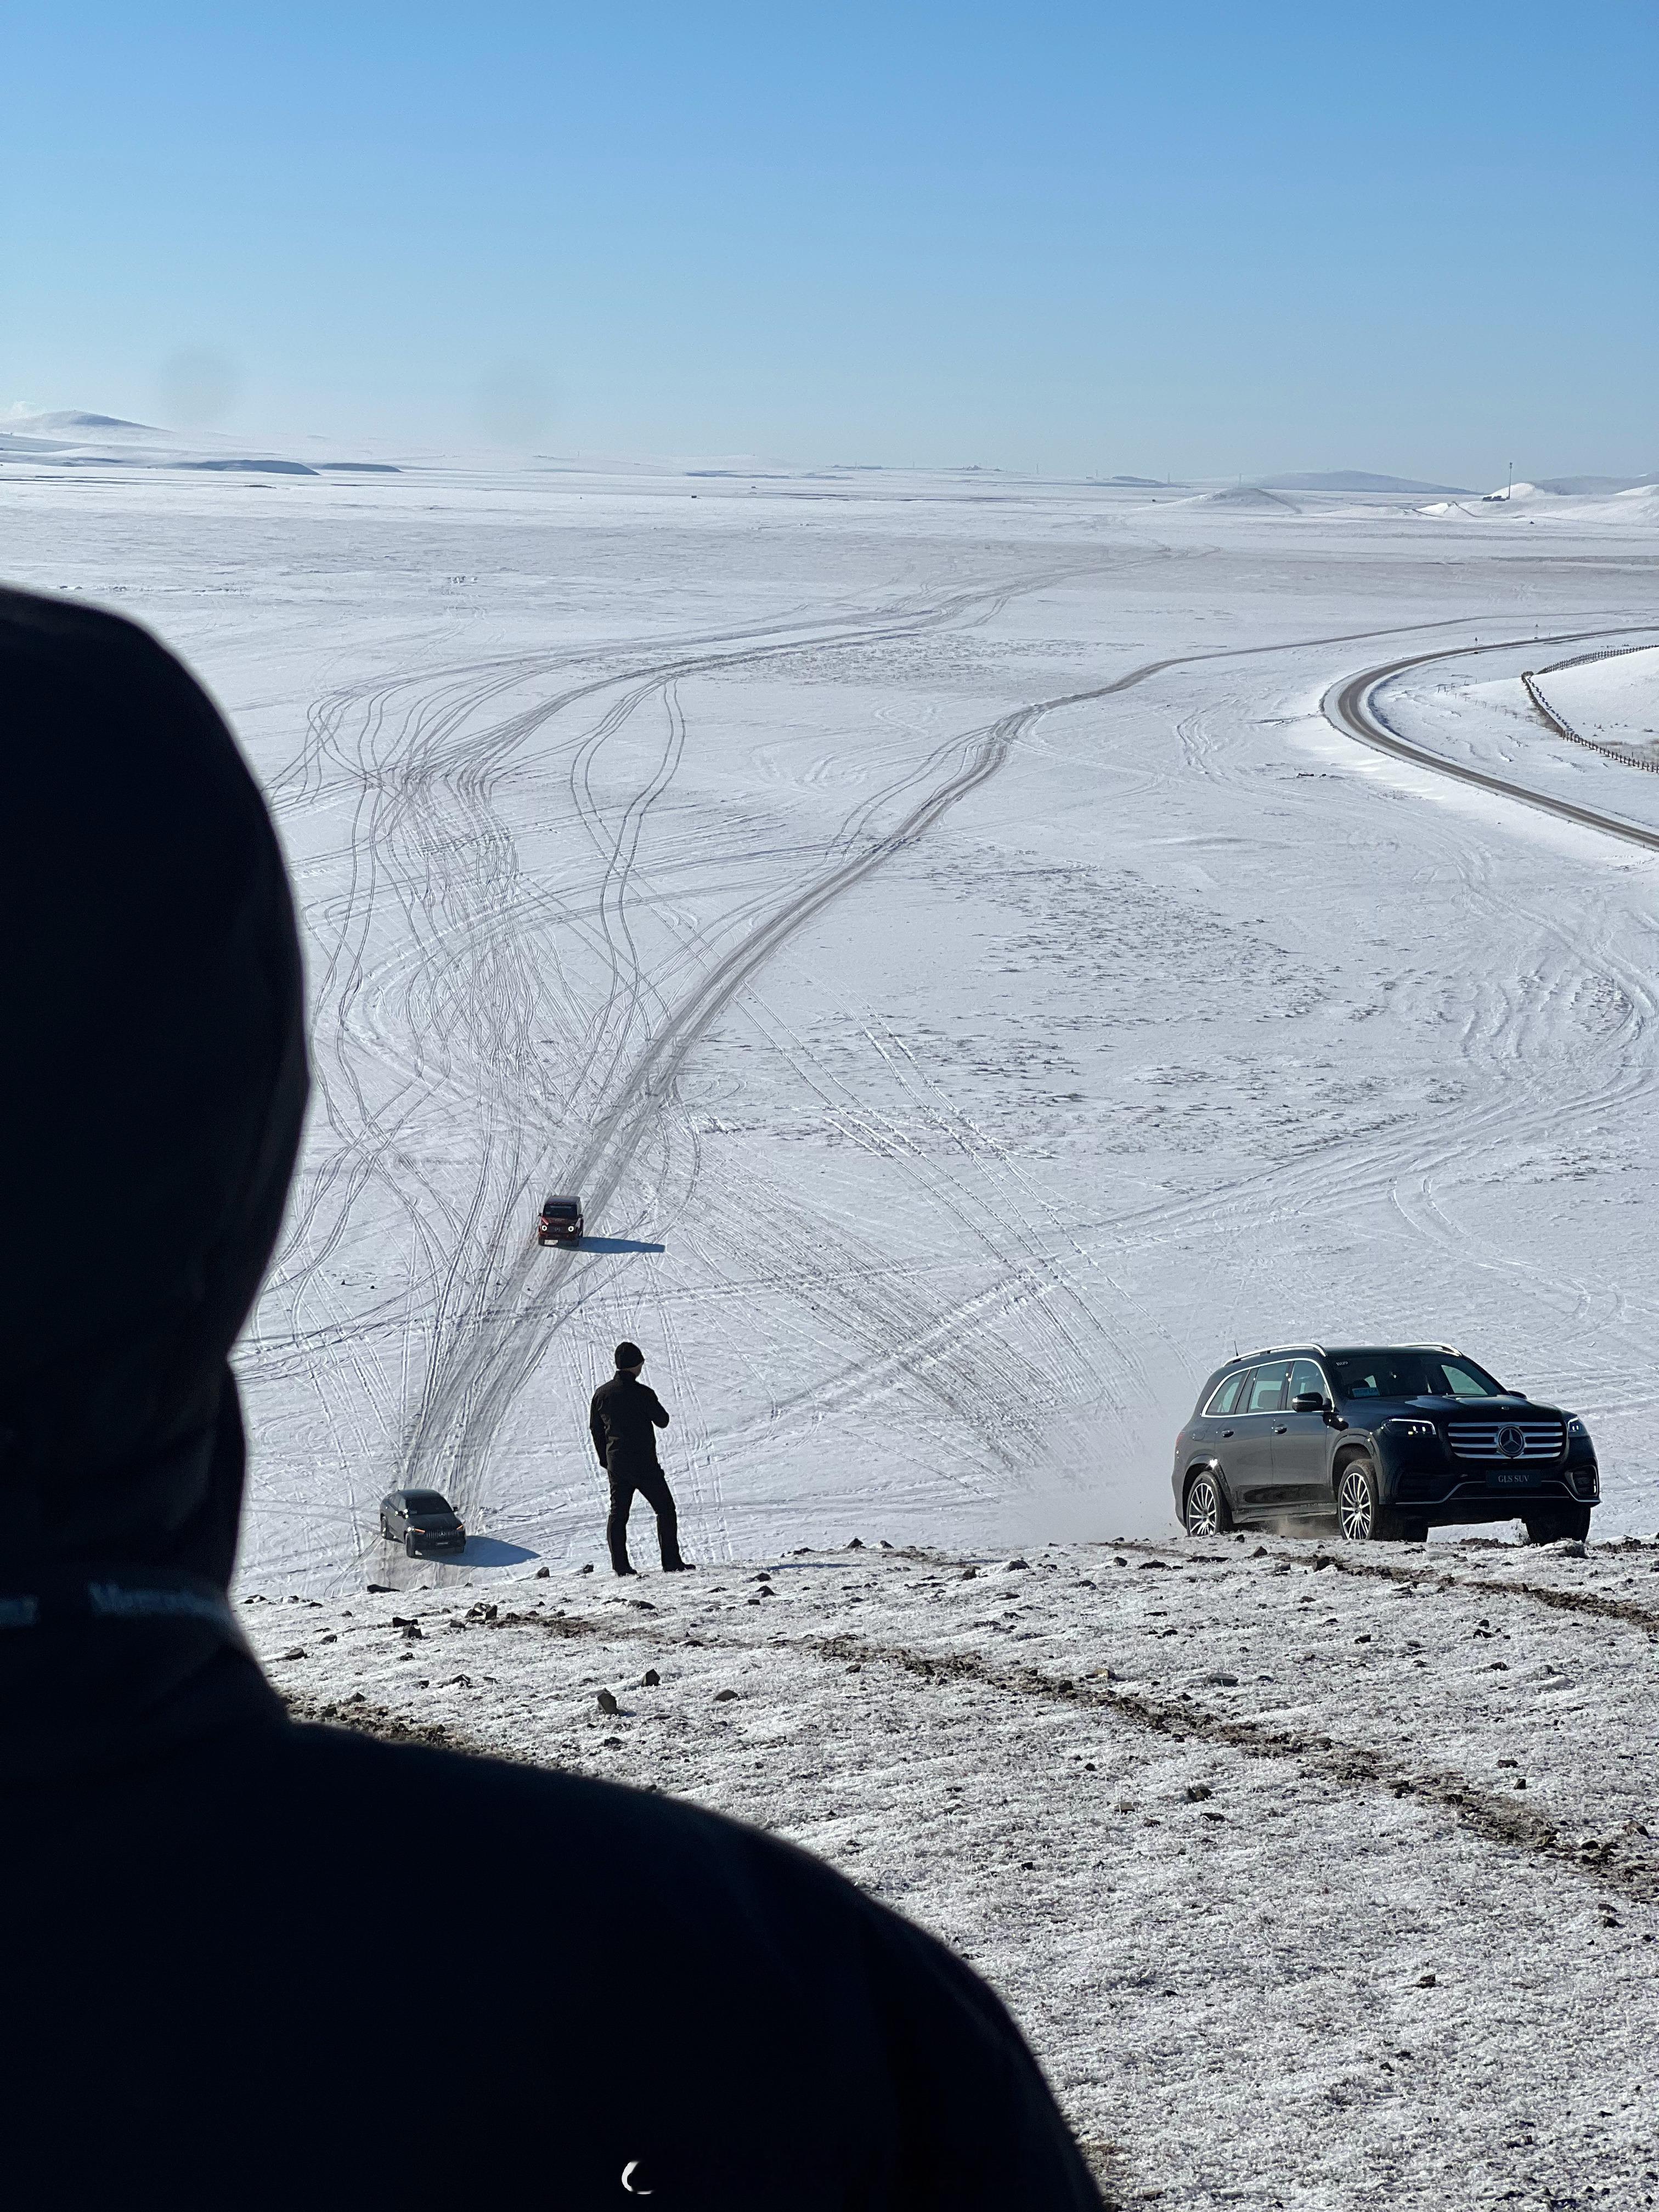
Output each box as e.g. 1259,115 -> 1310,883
381,1537 -> 541,1571
452,1537 -> 539,1567
575,1235 -> 667,1255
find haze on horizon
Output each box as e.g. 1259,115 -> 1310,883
2,1 -> 1654,486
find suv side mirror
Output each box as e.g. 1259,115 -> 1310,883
1291,1391 -> 1326,1413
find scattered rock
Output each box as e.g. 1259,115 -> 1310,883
399,1624 -> 423,1641
1005,1558 -> 1030,1572
714,1688 -> 740,1702
600,1736 -> 624,1750
960,1566 -> 978,1580
1251,1547 -> 1268,1559
277,1648 -> 306,1663
1137,1559 -> 1171,1572
320,1633 -> 337,1644
1185,1784 -> 1214,1802
534,1565 -> 551,1578
579,1563 -> 595,1576
847,1538 -> 865,1550
1417,1973 -> 1437,1989
597,1689 -> 620,1716
445,1675 -> 472,1689
1498,1757 -> 1518,1768
642,1669 -> 660,1687
365,1583 -> 392,1594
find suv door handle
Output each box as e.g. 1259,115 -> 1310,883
1221,1429 -> 1234,1438
1274,1425 -> 1288,1435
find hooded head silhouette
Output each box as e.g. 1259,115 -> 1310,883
0,587 -> 307,1592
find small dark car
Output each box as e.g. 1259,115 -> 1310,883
379,1488 -> 467,1558
537,1194 -> 584,1246
1171,1344 -> 1598,1543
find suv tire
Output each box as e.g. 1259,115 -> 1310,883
1524,1506 -> 1592,1544
404,1533 -> 420,1559
1184,1471 -> 1230,1537
1336,1457 -> 1403,1542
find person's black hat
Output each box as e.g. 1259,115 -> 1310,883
614,1342 -> 644,1371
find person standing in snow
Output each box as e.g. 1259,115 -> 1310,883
0,585 -> 1102,2211
590,1340 -> 691,1575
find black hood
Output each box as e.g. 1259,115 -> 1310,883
0,586 -> 308,1590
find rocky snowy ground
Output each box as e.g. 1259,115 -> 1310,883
250,1531 -> 1659,2211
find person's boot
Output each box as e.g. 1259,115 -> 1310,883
613,1562 -> 637,1577
662,1560 -> 696,1572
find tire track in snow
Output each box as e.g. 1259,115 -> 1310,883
795,1630 -> 1659,1906
1108,1534 -> 1659,1635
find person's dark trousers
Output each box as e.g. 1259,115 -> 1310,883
607,1464 -> 684,1572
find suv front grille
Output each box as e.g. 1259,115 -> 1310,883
1448,1419 -> 1565,1463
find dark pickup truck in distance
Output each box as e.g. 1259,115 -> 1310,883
537,1194 -> 584,1246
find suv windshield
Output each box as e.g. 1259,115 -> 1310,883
1329,1351 -> 1506,1401
541,1200 -> 577,1215
404,1492 -> 452,1514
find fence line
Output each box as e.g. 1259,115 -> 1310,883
1536,639 -> 1658,679
1521,669 -> 1659,777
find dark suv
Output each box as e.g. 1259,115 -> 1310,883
1171,1344 -> 1598,1543
379,1489 -> 467,1558
537,1194 -> 584,1246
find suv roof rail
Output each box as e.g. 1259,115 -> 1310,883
1233,1343 -> 1324,1364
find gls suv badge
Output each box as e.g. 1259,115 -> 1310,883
1497,1424 -> 1525,1458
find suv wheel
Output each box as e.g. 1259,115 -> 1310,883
1337,1458 -> 1401,1541
1524,1506 -> 1592,1544
1183,1472 -> 1228,1537
404,1533 -> 420,1559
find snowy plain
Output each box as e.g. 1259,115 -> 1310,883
4,441 -> 1656,1577
4,435 -> 1658,2206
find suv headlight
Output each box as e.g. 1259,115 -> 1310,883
1566,1418 -> 1589,1440
1387,1419 -> 1438,1441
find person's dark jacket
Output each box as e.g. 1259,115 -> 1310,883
0,586 -> 1102,2210
590,1369 -> 671,1471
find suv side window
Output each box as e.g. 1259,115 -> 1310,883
1246,1362 -> 1290,1413
1204,1373 -> 1245,1417
1288,1358 -> 1327,1404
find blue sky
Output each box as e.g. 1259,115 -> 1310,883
4,3 -> 1654,479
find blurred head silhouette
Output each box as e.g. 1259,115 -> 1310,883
0,589 -> 307,1590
